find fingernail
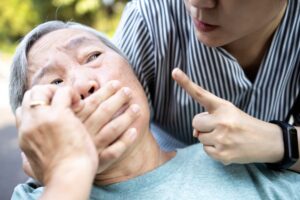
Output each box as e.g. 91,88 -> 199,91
123,87 -> 131,96
131,104 -> 140,114
193,130 -> 197,137
111,81 -> 120,89
129,128 -> 137,141
172,68 -> 181,78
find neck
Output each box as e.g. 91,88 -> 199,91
94,129 -> 175,186
223,3 -> 287,81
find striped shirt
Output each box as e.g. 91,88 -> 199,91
114,0 -> 300,147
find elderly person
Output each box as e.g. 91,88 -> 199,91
114,0 -> 300,171
11,21 -> 300,200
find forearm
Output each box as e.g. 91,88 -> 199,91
40,159 -> 95,200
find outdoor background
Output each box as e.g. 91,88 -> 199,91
0,0 -> 128,199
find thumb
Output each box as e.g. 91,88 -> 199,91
172,68 -> 223,112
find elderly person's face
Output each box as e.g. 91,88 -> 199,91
26,28 -> 150,138
184,0 -> 287,47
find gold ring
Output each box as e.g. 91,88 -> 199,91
29,100 -> 48,108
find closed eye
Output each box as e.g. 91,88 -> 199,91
86,52 -> 101,63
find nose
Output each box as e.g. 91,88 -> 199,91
189,0 -> 217,9
73,78 -> 99,100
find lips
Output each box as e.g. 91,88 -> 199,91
193,18 -> 218,32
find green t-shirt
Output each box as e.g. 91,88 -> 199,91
12,144 -> 300,200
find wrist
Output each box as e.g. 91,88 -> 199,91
255,121 -> 284,163
266,121 -> 299,170
45,156 -> 96,185
266,123 -> 285,163
42,157 -> 95,200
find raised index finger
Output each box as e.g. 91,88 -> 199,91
172,68 -> 222,112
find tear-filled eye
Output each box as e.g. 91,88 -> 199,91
51,78 -> 63,85
87,52 -> 101,63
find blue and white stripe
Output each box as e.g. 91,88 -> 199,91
114,0 -> 300,147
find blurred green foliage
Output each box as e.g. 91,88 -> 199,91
0,0 -> 128,53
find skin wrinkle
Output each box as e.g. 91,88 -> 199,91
25,28 -> 175,185
29,36 -> 105,87
31,63 -> 66,86
62,36 -> 99,51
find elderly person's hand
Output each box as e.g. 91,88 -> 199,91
17,85 -> 98,189
75,80 -> 140,173
172,68 -> 284,165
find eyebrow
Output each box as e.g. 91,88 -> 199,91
31,64 -> 65,86
30,36 -> 99,85
63,36 -> 99,50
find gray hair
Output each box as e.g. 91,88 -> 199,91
9,20 -> 128,113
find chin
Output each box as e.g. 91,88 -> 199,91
195,30 -> 228,48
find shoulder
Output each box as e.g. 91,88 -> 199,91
277,0 -> 300,45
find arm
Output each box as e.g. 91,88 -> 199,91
17,85 -> 98,199
40,158 -> 94,200
172,68 -> 300,172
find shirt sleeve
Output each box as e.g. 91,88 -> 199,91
11,182 -> 43,200
113,0 -> 156,115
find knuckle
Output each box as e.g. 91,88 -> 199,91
103,149 -> 120,160
108,123 -> 119,133
99,103 -> 113,114
222,100 -> 234,108
217,118 -> 234,130
120,87 -> 132,99
215,133 -> 231,146
128,105 -> 140,118
95,134 -> 110,148
216,150 -> 233,164
44,112 -> 60,126
194,88 -> 204,99
220,153 -> 233,164
89,96 -> 99,107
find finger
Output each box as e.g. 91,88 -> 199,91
172,68 -> 222,112
76,80 -> 121,121
21,152 -> 36,179
85,87 -> 132,135
21,90 -> 31,108
28,85 -> 57,109
197,132 -> 215,146
52,86 -> 81,109
94,104 -> 140,149
193,129 -> 199,137
203,145 -> 218,159
15,107 -> 22,128
99,128 -> 137,165
192,112 -> 216,132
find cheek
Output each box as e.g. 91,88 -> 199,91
96,65 -> 133,87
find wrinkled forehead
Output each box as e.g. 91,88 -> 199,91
27,28 -> 103,60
